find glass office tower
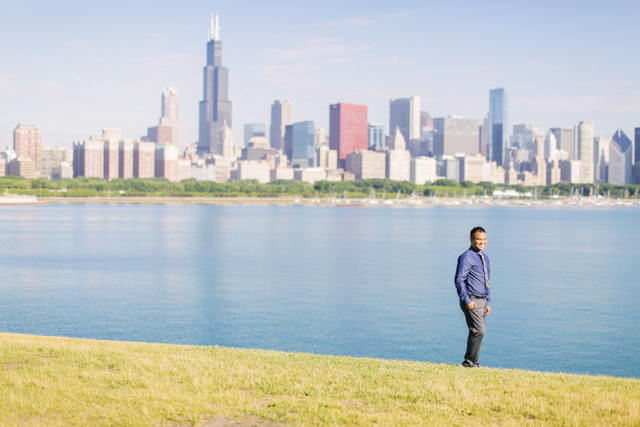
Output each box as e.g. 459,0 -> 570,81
488,88 -> 508,166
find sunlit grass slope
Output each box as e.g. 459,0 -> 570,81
0,333 -> 638,426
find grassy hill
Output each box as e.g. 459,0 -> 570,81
1,333 -> 638,426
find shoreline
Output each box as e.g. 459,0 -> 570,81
3,195 -> 638,207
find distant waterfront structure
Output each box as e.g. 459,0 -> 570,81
52,162 -> 72,180
198,14 -> 232,155
368,123 -> 385,150
410,157 -> 437,184
294,167 -> 327,185
510,124 -> 544,151
313,128 -> 327,150
134,142 -> 155,178
40,147 -> 71,179
459,154 -> 486,183
155,143 -> 179,182
488,88 -> 508,166
389,97 -> 421,155
438,156 -> 461,182
119,140 -> 134,179
236,160 -> 270,183
550,128 -> 575,160
147,87 -> 185,154
13,123 -> 42,177
104,139 -> 119,181
432,116 -> 479,157
283,124 -> 294,161
593,136 -> 610,183
386,139 -> 411,182
345,150 -> 385,179
9,158 -> 35,179
329,103 -> 368,170
574,121 -> 594,183
73,138 -> 105,178
608,130 -> 633,185
635,127 -> 640,165
270,100 -> 293,151
544,131 -> 557,160
244,123 -> 267,147
291,121 -> 315,168
218,122 -> 235,159
316,145 -> 338,169
479,118 -> 488,158
421,111 -> 434,156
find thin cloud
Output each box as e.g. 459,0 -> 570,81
261,37 -> 370,63
393,11 -> 413,19
0,75 -> 14,86
316,16 -> 375,28
520,93 -> 640,114
454,65 -> 494,75
376,56 -> 415,68
59,39 -> 87,47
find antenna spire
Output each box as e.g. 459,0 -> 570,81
209,13 -> 220,41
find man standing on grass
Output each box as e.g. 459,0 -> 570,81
455,226 -> 491,368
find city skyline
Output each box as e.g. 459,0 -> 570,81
1,1 -> 640,149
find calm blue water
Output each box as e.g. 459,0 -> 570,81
0,204 -> 638,378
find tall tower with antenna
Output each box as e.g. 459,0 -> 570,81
198,13 -> 232,154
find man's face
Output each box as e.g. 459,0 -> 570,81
470,231 -> 487,252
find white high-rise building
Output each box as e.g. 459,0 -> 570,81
219,121 -> 235,159
544,131 -> 557,160
574,121 -> 594,183
314,128 -> 327,150
410,157 -> 437,184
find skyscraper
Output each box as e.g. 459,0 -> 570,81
432,116 -> 479,157
593,136 -> 610,183
574,121 -> 594,183
198,14 -> 232,155
270,100 -> 293,151
148,87 -> 185,153
488,88 -> 508,166
13,123 -> 42,176
550,128 -> 575,159
244,123 -> 267,146
329,103 -> 368,170
389,97 -> 421,155
291,121 -> 315,168
73,138 -> 104,178
635,127 -> 640,165
608,130 -> 633,185
368,123 -> 385,150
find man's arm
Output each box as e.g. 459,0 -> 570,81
454,253 -> 473,307
485,256 -> 491,315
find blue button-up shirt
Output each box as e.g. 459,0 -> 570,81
455,247 -> 491,306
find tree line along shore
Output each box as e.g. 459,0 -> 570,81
1,175 -> 639,199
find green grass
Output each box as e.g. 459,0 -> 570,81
1,333 -> 638,426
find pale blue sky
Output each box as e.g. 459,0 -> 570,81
1,0 -> 639,149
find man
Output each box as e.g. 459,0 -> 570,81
455,226 -> 491,368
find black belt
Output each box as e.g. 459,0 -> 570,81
470,295 -> 486,299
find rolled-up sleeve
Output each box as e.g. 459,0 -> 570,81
454,254 -> 472,306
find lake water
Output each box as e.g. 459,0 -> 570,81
0,204 -> 638,378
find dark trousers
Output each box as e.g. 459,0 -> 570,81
460,296 -> 486,367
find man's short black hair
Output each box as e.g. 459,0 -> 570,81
470,226 -> 486,239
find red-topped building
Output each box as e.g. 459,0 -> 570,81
329,103 -> 368,169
